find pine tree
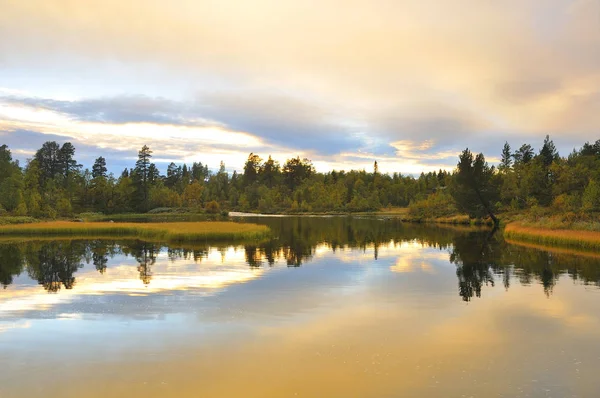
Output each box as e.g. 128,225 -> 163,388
260,155 -> 280,188
451,149 -> 500,225
92,157 -> 108,179
499,142 -> 512,172
243,153 -> 262,186
35,141 -> 62,182
539,135 -> 559,167
513,144 -> 534,165
59,142 -> 81,181
133,145 -> 153,211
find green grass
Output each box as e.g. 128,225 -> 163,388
0,216 -> 40,225
0,221 -> 270,243
79,212 -> 229,223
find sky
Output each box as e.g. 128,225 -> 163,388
0,0 -> 599,175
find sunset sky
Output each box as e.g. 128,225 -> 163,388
1,0 -> 599,175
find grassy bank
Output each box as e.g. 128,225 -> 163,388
359,207 -> 492,225
398,214 -> 494,226
0,221 -> 270,243
504,222 -> 600,250
0,216 -> 40,225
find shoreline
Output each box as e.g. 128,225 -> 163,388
2,213 -> 600,251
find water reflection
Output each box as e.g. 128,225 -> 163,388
1,218 -> 600,398
0,217 -> 599,302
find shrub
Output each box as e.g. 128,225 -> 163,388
14,202 -> 28,216
582,179 -> 600,212
552,193 -> 581,212
408,192 -> 457,219
148,207 -> 174,214
0,216 -> 39,225
56,198 -> 73,217
205,200 -> 221,214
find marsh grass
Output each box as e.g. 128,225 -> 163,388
0,221 -> 270,243
504,222 -> 600,250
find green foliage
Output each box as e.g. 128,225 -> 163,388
0,174 -> 24,212
499,142 -> 512,172
1,137 -> 599,222
283,156 -> 314,189
408,191 -> 457,219
56,198 -> 73,217
0,216 -> 39,225
552,193 -> 581,213
183,181 -> 204,208
582,179 -> 600,212
513,143 -> 534,165
205,200 -> 221,214
243,153 -> 262,186
133,145 -> 154,212
538,135 -> 559,167
92,156 -> 108,179
451,149 -> 500,224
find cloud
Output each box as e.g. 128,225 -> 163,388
1,95 -> 220,127
197,91 -> 370,155
0,0 -> 599,172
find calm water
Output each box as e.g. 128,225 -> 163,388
1,217 -> 599,397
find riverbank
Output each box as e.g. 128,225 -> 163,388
0,221 -> 270,243
0,216 -> 40,225
504,222 -> 600,250
230,208 -> 494,225
80,212 -> 229,223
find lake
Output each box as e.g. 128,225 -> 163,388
1,216 -> 599,397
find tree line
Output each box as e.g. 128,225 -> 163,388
0,142 -> 447,216
439,136 -> 600,225
0,136 -> 599,218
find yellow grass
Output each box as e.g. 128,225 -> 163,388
375,207 -> 410,216
0,221 -> 270,243
504,222 -> 600,250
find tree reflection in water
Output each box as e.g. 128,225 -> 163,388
25,241 -> 84,292
0,243 -> 24,288
123,241 -> 161,285
0,217 -> 598,299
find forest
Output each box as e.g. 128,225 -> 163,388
0,136 -> 599,221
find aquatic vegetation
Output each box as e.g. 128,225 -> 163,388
0,221 -> 270,243
504,222 -> 600,250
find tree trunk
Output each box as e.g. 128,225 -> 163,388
473,187 -> 500,227
488,211 -> 499,227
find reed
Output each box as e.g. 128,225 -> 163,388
504,222 -> 600,250
0,221 -> 270,243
